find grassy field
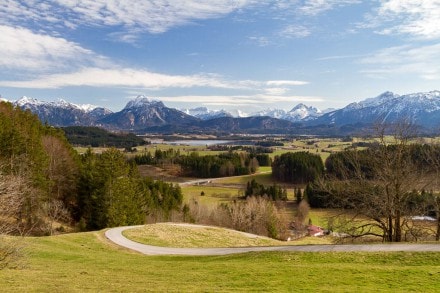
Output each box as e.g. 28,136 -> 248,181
181,185 -> 241,205
122,223 -> 334,247
122,223 -> 294,247
1,232 -> 440,292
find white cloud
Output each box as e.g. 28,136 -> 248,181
0,25 -> 108,72
298,0 -> 361,16
159,94 -> 324,107
368,0 -> 440,39
248,36 -> 271,47
278,24 -> 311,38
359,43 -> 440,80
0,0 -> 256,35
265,88 -> 289,95
0,67 -> 238,89
267,80 -> 309,86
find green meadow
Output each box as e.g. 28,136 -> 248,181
1,232 -> 440,292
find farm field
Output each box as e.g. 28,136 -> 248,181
1,232 -> 440,292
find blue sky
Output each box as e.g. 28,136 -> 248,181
1,1 -> 439,112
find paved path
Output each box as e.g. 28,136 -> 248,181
105,225 -> 440,256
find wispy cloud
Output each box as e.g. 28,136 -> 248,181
298,0 -> 361,16
359,43 -> 440,80
267,80 -> 309,86
265,87 -> 289,95
0,0 -> 256,36
363,0 -> 440,40
0,67 -> 238,89
159,94 -> 324,107
0,66 -> 310,92
0,25 -> 108,72
248,36 -> 271,47
316,54 -> 365,61
278,24 -> 311,38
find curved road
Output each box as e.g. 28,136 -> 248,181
105,225 -> 440,256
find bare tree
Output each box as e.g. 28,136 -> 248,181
421,142 -> 440,241
42,199 -> 71,235
0,168 -> 29,269
295,199 -> 310,229
319,123 -> 437,242
42,135 -> 78,210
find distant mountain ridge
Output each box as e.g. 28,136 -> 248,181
309,90 -> 440,128
181,107 -> 233,120
14,96 -> 112,127
99,95 -> 199,129
1,90 -> 440,134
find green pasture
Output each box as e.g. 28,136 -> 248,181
181,185 -> 241,205
1,232 -> 440,292
122,223 -> 290,248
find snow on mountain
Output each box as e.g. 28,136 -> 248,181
16,96 -> 43,107
13,96 -> 112,127
310,90 -> 440,128
15,96 -> 103,113
8,90 -> 440,132
100,95 -> 198,129
251,104 -> 323,122
284,103 -> 322,122
252,108 -> 287,119
124,95 -> 163,110
359,91 -> 400,108
229,109 -> 250,118
78,104 -> 99,113
182,107 -> 232,120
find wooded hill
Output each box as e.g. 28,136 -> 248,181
0,102 -> 181,236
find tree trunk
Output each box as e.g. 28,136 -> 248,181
387,215 -> 393,242
394,210 -> 401,242
436,215 -> 440,241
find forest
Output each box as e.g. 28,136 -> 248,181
63,126 -> 147,148
0,103 -> 182,236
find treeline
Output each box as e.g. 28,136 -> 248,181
179,152 -> 259,178
272,152 -> 324,184
133,149 -> 271,175
0,103 -> 181,236
306,144 -> 440,208
244,179 -> 287,201
63,126 -> 147,148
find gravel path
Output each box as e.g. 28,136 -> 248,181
105,225 -> 440,256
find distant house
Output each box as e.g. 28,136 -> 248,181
307,225 -> 324,237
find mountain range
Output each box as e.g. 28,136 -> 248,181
2,91 -> 440,135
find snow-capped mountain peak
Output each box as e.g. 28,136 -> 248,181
124,95 -> 163,110
252,108 -> 286,119
182,107 -> 233,120
229,109 -> 250,118
360,91 -> 400,107
12,96 -> 112,127
310,90 -> 440,128
16,96 -> 43,107
284,103 -> 322,121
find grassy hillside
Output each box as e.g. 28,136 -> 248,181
122,223 -> 332,247
1,232 -> 440,292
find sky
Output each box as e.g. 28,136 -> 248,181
1,0 -> 440,113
